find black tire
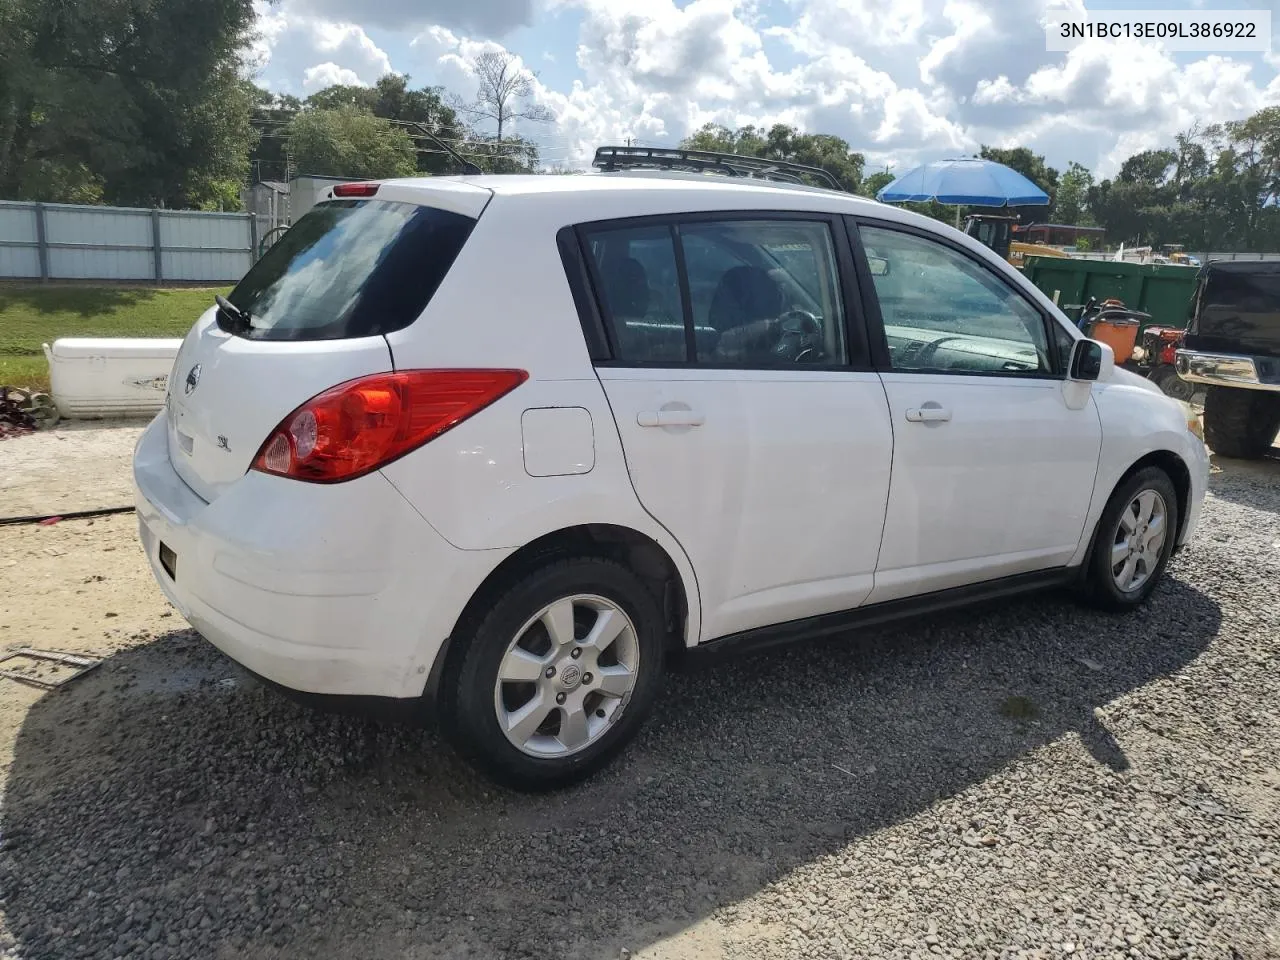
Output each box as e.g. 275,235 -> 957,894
1082,466 -> 1179,611
1202,386 -> 1280,459
1148,364 -> 1196,402
443,557 -> 665,791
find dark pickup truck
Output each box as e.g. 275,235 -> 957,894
1176,260 -> 1280,459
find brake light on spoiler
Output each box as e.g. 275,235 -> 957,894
332,182 -> 381,198
251,369 -> 528,483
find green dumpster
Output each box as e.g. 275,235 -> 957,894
1023,256 -> 1199,332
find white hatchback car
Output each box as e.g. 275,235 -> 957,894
134,160 -> 1209,789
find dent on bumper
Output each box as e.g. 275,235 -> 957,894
132,414 -> 506,699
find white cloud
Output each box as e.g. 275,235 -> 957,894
250,0 -> 394,95
776,0 -> 928,51
254,0 -> 1280,179
516,0 -> 972,166
302,62 -> 363,90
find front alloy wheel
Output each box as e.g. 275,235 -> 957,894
1084,466 -> 1179,610
1109,489 -> 1168,594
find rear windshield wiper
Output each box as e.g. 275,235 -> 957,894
215,294 -> 252,334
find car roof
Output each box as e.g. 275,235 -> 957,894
381,171 -> 887,214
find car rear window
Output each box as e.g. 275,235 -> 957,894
224,199 -> 475,341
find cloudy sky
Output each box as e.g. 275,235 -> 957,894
250,0 -> 1280,178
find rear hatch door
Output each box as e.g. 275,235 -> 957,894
166,182 -> 491,502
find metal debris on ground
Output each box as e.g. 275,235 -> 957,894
0,648 -> 104,689
0,386 -> 38,440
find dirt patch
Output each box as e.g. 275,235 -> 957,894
0,513 -> 175,768
0,420 -> 147,518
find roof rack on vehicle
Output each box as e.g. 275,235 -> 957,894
592,145 -> 846,192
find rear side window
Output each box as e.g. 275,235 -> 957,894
581,217 -> 849,367
585,225 -> 686,363
225,199 -> 475,341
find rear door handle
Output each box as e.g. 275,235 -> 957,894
637,410 -> 705,428
905,406 -> 952,423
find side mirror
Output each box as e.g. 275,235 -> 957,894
867,255 -> 891,277
1069,338 -> 1114,382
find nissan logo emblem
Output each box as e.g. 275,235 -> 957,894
184,363 -> 202,396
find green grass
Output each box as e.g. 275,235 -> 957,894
0,285 -> 228,393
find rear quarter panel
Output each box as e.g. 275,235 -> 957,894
380,193 -> 704,644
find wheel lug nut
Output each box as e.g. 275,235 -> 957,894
582,672 -> 593,684
545,666 -> 556,679
556,692 -> 566,705
570,647 -> 582,659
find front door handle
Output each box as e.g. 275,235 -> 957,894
637,410 -> 705,428
905,406 -> 952,423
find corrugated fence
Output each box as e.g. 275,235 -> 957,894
0,200 -> 269,283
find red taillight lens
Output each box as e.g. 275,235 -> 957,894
332,182 -> 381,198
251,369 -> 527,483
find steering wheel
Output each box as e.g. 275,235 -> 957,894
771,309 -> 825,363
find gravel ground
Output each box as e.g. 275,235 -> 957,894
0,444 -> 1278,959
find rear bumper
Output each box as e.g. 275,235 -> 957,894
132,413 -> 510,699
1175,349 -> 1280,392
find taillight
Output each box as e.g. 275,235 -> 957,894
251,369 -> 527,483
332,182 -> 380,198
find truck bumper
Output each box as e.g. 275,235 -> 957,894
1175,350 -> 1280,392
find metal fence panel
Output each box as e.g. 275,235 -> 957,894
159,212 -> 253,281
164,250 -> 249,282
47,245 -> 155,280
0,203 -> 41,278
0,245 -> 41,277
44,204 -> 152,246
0,199 -> 263,282
0,203 -> 37,243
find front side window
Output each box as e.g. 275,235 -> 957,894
583,217 -> 849,367
860,225 -> 1052,376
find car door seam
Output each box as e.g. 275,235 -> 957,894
591,367 -> 705,640
869,372 -> 896,581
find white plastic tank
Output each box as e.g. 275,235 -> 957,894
42,338 -> 182,419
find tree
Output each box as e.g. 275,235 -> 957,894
978,146 -> 1059,222
461,51 -> 553,143
0,0 -> 258,207
681,122 -> 865,192
248,86 -> 301,184
299,75 -> 469,175
285,107 -> 417,180
1054,162 -> 1094,225
1117,149 -> 1176,186
862,170 -> 896,199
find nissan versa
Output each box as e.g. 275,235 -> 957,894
134,158 -> 1209,789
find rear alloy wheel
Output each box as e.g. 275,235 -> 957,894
447,558 -> 665,790
1083,466 -> 1179,611
493,594 -> 641,759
